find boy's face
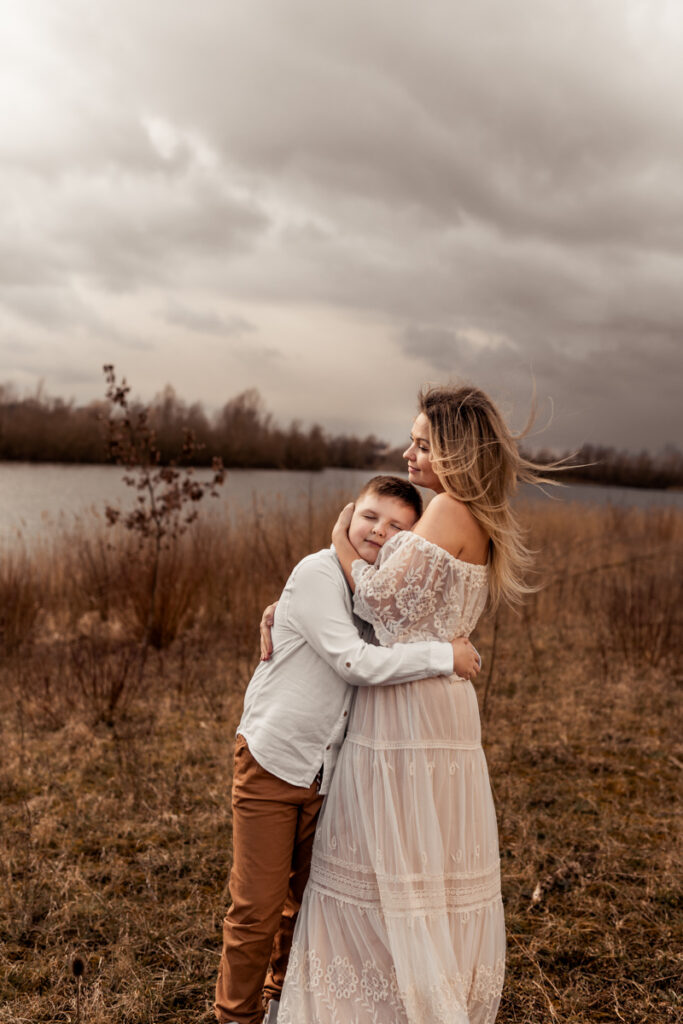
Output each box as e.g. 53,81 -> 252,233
347,492 -> 417,564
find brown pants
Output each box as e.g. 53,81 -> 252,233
215,735 -> 324,1024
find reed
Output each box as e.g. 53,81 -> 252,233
0,497 -> 681,1022
0,546 -> 41,654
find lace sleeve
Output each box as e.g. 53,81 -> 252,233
351,532 -> 487,645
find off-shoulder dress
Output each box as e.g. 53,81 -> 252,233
279,531 -> 505,1024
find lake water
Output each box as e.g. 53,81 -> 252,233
1,461 -> 681,546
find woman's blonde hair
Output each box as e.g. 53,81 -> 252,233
418,382 -> 556,610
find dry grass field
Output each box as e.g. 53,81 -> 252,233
1,497 -> 681,1023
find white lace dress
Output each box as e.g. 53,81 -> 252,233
279,532 -> 505,1024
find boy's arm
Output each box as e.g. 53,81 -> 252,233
261,599 -> 481,676
287,558 -> 458,686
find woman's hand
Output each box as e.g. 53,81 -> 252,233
450,637 -> 481,680
331,502 -> 355,549
260,602 -> 278,661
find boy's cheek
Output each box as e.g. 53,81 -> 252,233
347,519 -> 364,549
352,535 -> 379,563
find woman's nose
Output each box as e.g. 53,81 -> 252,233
402,444 -> 413,460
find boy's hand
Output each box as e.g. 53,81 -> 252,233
450,637 -> 481,680
260,602 -> 278,661
331,502 -> 355,548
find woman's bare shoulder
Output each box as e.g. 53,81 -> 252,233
412,493 -> 488,562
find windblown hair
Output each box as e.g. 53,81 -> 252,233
418,383 -> 556,609
357,475 -> 424,522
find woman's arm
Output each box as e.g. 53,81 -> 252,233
331,502 -> 363,590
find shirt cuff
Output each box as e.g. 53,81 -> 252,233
431,641 -> 455,676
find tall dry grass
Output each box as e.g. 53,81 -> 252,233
0,496 -> 681,1022
2,492 -> 347,654
0,548 -> 41,654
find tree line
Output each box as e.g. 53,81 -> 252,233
0,383 -> 383,471
0,382 -> 681,488
540,443 -> 683,491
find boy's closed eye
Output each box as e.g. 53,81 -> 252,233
362,513 -> 403,532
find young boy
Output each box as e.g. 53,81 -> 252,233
214,476 -> 481,1024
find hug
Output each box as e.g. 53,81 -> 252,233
215,383 -> 546,1024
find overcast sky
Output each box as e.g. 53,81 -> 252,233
1,0 -> 682,452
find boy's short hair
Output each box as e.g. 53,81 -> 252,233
356,475 -> 423,522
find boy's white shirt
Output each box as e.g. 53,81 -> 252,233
237,545 -> 454,794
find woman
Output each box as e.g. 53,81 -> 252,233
278,383 -> 546,1024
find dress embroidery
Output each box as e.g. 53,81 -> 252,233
351,532 -> 488,646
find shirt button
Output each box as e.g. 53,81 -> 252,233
343,711 -> 348,717
345,661 -> 351,667
326,744 -> 331,750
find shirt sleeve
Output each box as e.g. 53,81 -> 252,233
286,557 -> 453,686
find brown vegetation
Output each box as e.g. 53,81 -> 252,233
1,499 -> 682,1022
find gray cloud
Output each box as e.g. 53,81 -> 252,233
0,286 -> 153,350
0,0 -> 681,450
398,318 -> 681,452
163,302 -> 256,337
113,0 -> 683,252
1,167 -> 270,294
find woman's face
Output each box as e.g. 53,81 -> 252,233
402,412 -> 444,493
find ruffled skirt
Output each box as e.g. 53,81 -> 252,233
279,677 -> 506,1024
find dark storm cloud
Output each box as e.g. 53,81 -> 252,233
124,0 -> 683,251
7,1 -> 683,290
26,3 -> 679,243
398,319 -> 681,452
